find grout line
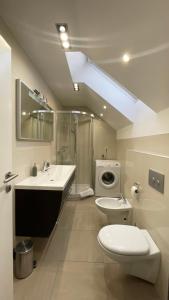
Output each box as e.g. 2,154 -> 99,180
38,259 -> 117,266
57,228 -> 104,231
52,228 -> 103,232
128,149 -> 169,159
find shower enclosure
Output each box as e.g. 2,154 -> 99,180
55,111 -> 93,196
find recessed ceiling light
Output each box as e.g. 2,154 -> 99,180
122,53 -> 130,63
90,114 -> 94,118
73,83 -> 79,91
103,105 -> 107,110
22,111 -> 26,116
56,24 -> 68,33
82,112 -> 87,115
100,113 -> 103,117
59,25 -> 66,33
60,32 -> 68,42
62,41 -> 70,49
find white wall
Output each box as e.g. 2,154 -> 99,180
117,100 -> 169,299
93,119 -> 116,160
120,148 -> 169,300
117,101 -> 169,139
0,17 -> 62,179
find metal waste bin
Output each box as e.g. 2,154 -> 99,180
15,239 -> 33,279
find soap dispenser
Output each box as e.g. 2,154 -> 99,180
32,163 -> 37,177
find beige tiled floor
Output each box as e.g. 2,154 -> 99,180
14,197 -> 160,300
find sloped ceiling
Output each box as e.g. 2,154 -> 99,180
65,51 -> 137,122
1,0 -> 169,129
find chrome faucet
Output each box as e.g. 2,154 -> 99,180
120,193 -> 127,204
42,161 -> 50,172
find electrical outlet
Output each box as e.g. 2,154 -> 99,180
148,169 -> 165,193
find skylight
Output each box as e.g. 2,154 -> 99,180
65,52 -> 137,122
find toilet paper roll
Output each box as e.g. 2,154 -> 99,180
131,185 -> 139,199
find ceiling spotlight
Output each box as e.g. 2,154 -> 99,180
90,114 -> 94,118
82,112 -> 87,115
100,113 -> 103,117
122,53 -> 130,63
73,83 -> 79,91
103,105 -> 107,110
59,25 -> 66,32
56,23 -> 68,33
22,111 -> 26,116
60,32 -> 68,42
62,41 -> 70,49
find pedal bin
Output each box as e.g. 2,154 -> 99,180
15,239 -> 33,279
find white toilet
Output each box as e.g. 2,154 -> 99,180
98,224 -> 160,283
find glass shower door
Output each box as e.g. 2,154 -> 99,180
76,114 -> 93,187
55,111 -> 93,195
56,112 -> 76,165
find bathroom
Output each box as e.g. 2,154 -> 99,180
0,0 -> 169,299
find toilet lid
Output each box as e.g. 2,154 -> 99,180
98,225 -> 149,256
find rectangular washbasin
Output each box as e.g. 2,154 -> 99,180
15,165 -> 76,191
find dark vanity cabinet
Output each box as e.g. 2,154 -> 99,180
15,173 -> 74,237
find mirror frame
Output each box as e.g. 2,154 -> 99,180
16,79 -> 54,142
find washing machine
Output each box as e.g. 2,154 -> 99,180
95,160 -> 121,197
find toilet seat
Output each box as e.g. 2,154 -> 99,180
98,225 -> 150,256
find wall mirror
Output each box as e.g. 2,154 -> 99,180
16,79 -> 54,141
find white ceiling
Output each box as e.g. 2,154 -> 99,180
1,0 -> 169,129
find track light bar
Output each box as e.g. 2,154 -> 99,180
56,23 -> 70,49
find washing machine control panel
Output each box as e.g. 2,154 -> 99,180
96,160 -> 120,168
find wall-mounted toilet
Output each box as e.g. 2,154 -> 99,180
98,225 -> 160,283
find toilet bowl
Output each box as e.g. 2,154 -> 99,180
95,197 -> 132,224
98,225 -> 160,283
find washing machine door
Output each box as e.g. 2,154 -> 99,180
99,169 -> 118,189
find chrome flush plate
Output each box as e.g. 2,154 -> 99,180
148,169 -> 165,194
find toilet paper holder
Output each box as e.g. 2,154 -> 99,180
130,182 -> 141,200
133,182 -> 141,192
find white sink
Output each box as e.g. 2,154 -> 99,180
15,165 -> 76,191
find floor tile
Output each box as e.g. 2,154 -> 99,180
103,253 -> 117,264
74,207 -> 107,230
57,204 -> 76,230
104,264 -> 160,300
58,197 -> 107,231
14,197 -> 160,300
75,197 -> 96,209
40,230 -> 72,270
14,269 -> 56,300
63,200 -> 76,209
41,229 -> 104,266
51,261 -> 108,300
65,229 -> 104,262
32,237 -> 49,262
